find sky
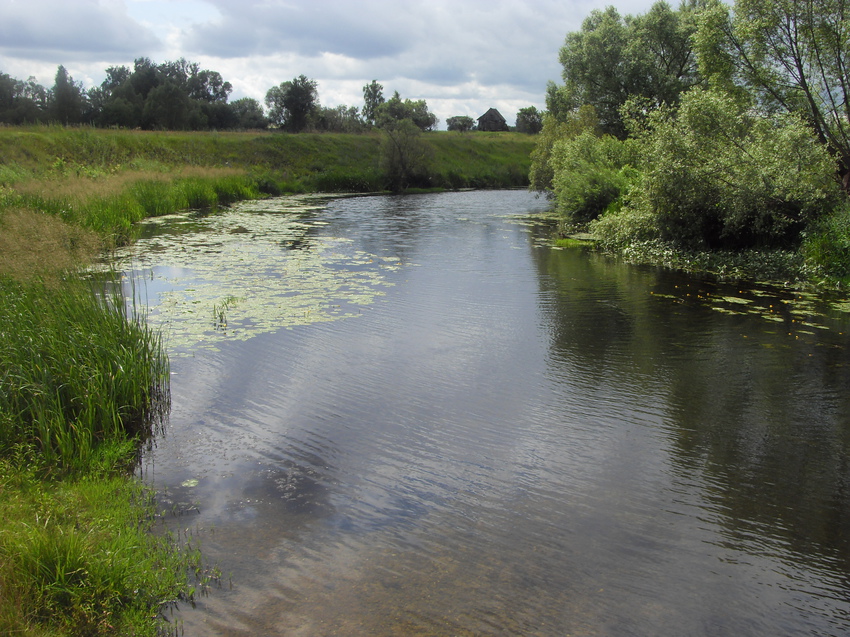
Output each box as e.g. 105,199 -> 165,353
0,0 -> 657,129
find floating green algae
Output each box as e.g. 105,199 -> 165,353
98,195 -> 408,355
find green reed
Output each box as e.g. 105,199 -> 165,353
0,275 -> 169,471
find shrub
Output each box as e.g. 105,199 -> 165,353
802,203 -> 850,280
550,130 -> 638,223
628,89 -> 841,250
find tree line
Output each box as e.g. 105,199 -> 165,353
533,0 -> 850,278
0,60 -> 542,135
0,60 -> 441,133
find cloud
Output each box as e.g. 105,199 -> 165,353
0,0 -> 162,61
179,0 -> 574,101
0,0 -> 660,127
185,0 -> 412,59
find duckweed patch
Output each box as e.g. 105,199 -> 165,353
97,195 -> 410,354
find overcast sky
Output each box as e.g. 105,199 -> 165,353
0,0 -> 657,128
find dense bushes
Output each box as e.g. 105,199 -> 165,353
535,0 -> 850,284
540,88 -> 847,280
624,90 -> 840,251
550,129 -> 637,223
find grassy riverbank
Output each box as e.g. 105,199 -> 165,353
0,126 -> 533,243
0,125 -> 535,634
0,271 -> 200,635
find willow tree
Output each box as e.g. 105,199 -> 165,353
557,1 -> 703,137
696,0 -> 850,188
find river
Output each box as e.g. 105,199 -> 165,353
116,190 -> 850,636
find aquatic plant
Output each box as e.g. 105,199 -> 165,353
102,195 -> 406,354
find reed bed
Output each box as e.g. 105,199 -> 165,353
0,275 -> 169,470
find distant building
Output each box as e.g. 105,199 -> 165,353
477,108 -> 509,132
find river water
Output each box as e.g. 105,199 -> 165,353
119,190 -> 850,636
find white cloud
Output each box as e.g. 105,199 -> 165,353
0,0 -> 658,128
0,0 -> 161,60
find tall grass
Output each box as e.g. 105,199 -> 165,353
0,275 -> 169,471
0,457 -> 200,636
5,169 -> 263,243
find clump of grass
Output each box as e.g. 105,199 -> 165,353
0,208 -> 101,282
555,236 -> 596,248
0,454 -> 198,636
0,275 -> 169,470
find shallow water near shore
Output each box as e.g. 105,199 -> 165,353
123,190 -> 850,636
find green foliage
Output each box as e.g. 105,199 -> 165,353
265,75 -> 319,132
0,276 -> 169,469
229,97 -> 268,129
589,204 -> 661,251
381,119 -> 434,192
313,104 -> 365,133
49,66 -> 86,126
556,1 -> 703,137
550,129 -> 638,223
362,80 -> 385,127
0,72 -> 47,124
529,104 -> 600,193
0,457 -> 201,636
694,0 -> 850,184
515,106 -> 543,134
375,91 -> 438,131
446,115 -> 475,132
623,89 -> 841,250
802,203 -> 850,280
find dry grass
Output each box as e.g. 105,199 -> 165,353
0,209 -> 101,283
11,166 -> 247,204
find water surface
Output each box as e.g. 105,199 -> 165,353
124,190 -> 850,636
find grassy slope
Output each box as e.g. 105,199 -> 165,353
0,126 -> 536,189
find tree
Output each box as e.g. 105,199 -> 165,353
695,0 -> 850,189
265,75 -> 319,132
362,80 -> 385,126
515,106 -> 543,134
314,105 -> 364,133
557,1 -> 702,137
49,65 -> 86,125
0,72 -> 46,124
375,91 -> 438,131
142,82 -> 202,130
381,119 -> 433,192
446,115 -> 474,132
230,97 -> 268,129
